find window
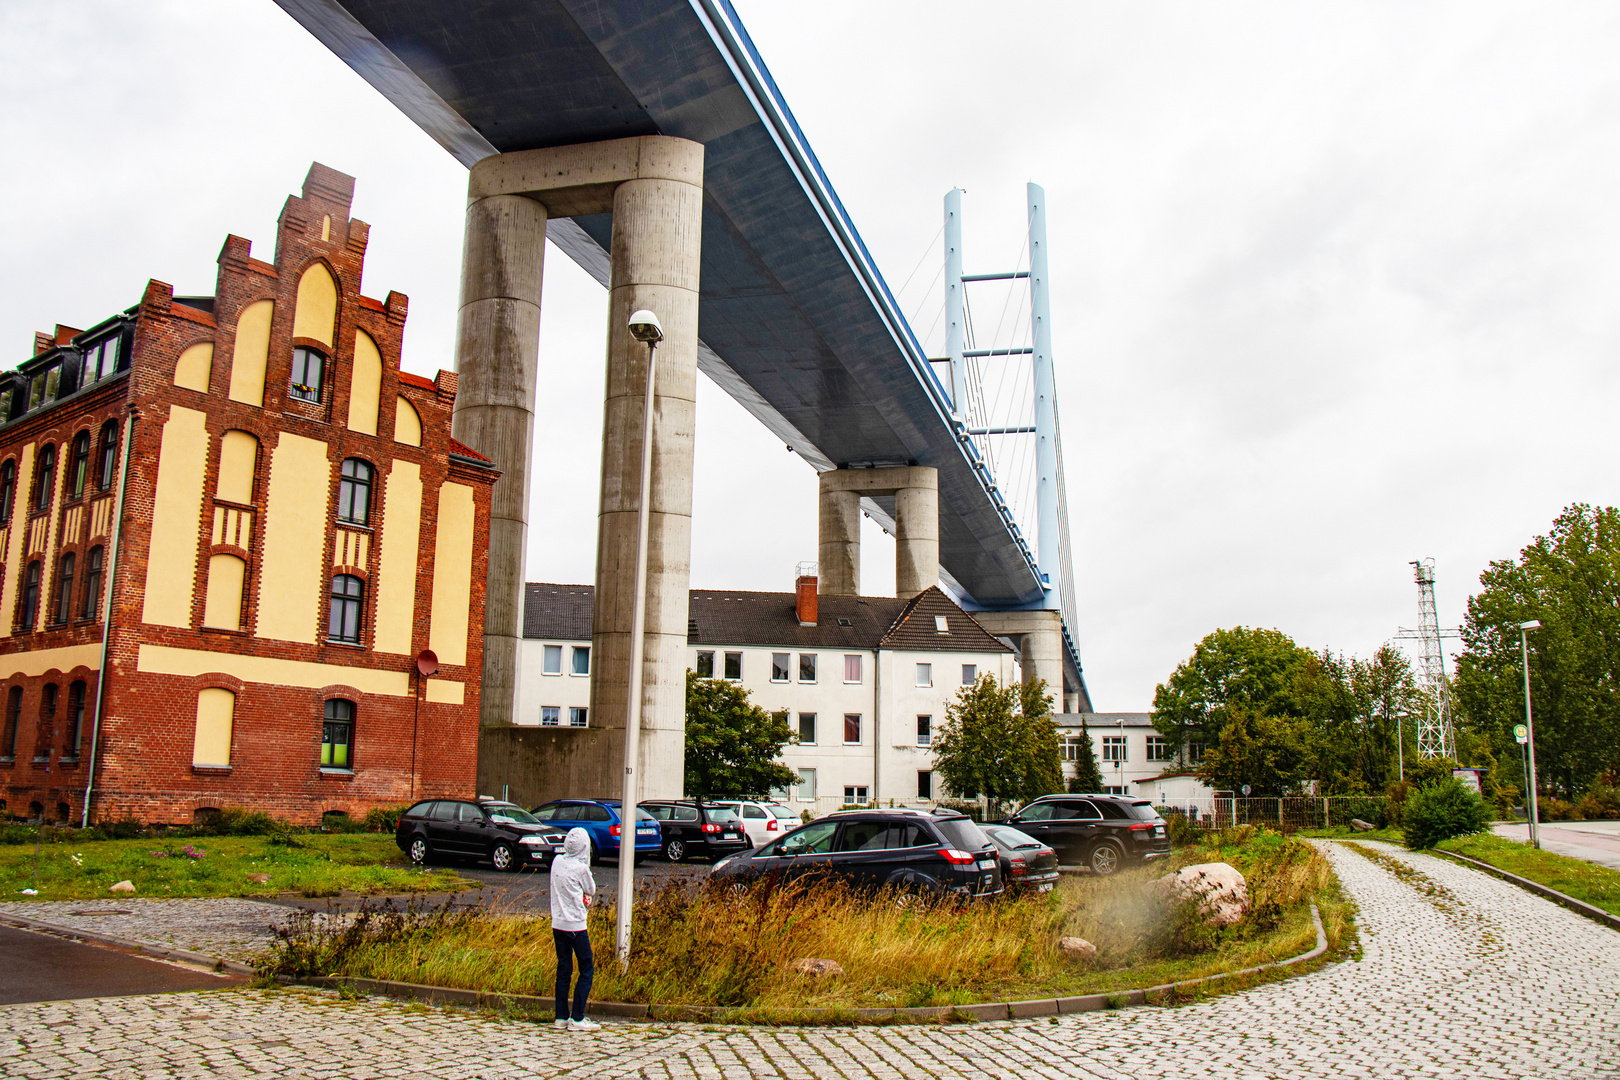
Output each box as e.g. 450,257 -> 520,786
321,699 -> 354,769
51,552 -> 74,625
569,707 -> 588,728
695,650 -> 714,677
97,421 -> 120,490
844,713 -> 862,744
843,654 -> 862,683
917,770 -> 933,799
35,684 -> 57,762
81,546 -> 103,620
328,574 -> 364,643
290,346 -> 325,403
1146,736 -> 1171,762
192,688 -> 235,768
935,615 -> 949,633
1104,785 -> 1128,796
95,336 -> 121,380
0,388 -> 12,419
799,653 -> 817,682
542,645 -> 562,675
27,372 -> 45,411
0,460 -> 13,524
916,715 -> 931,747
68,432 -> 90,499
1188,742 -> 1206,765
33,444 -> 55,511
962,664 -> 977,685
2,686 -> 20,759
66,681 -> 85,758
20,560 -> 41,628
843,785 -> 869,804
771,653 -> 790,682
1102,735 -> 1128,763
797,712 -> 816,745
338,458 -> 373,525
571,646 -> 590,676
723,651 -> 742,680
1062,736 -> 1085,762
915,663 -> 932,687
541,706 -> 560,726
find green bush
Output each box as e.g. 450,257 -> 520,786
98,817 -> 147,840
0,823 -> 36,845
363,805 -> 409,833
1575,785 -> 1620,821
1536,797 -> 1576,822
1160,811 -> 1202,848
1403,779 -> 1492,849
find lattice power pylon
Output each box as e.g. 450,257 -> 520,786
1397,558 -> 1458,760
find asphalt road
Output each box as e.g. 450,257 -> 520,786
0,923 -> 245,1005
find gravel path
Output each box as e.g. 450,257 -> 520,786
1,840 -> 1616,1078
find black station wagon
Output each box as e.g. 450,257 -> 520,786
999,794 -> 1170,875
395,798 -> 563,871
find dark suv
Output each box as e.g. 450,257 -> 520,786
1000,794 -> 1169,875
708,808 -> 1002,901
639,800 -> 750,862
395,798 -> 563,871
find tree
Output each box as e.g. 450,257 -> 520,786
1195,706 -> 1313,796
1151,626 -> 1313,763
1067,714 -> 1104,793
932,675 -> 1064,810
1345,645 -> 1424,791
683,671 -> 798,798
1451,504 -> 1620,796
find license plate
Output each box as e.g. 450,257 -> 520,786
977,860 -> 995,870
1154,827 -> 1164,837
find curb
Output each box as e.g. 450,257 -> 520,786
0,912 -> 258,977
279,904 -> 1329,1025
1429,849 -> 1620,933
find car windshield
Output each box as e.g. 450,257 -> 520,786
1125,801 -> 1161,821
933,818 -> 992,851
706,807 -> 739,822
769,807 -> 799,820
636,807 -> 658,823
986,825 -> 1042,850
485,804 -> 539,825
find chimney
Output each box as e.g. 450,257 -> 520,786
795,561 -> 818,626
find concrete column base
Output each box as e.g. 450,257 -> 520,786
971,608 -> 1065,711
817,466 -> 939,598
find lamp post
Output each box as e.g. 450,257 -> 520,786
1518,619 -> 1542,849
616,309 -> 663,971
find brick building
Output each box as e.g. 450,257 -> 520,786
0,164 -> 496,826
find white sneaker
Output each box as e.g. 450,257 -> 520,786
553,1019 -> 569,1029
568,1018 -> 600,1032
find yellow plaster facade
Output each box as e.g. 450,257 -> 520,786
394,397 -> 421,446
428,482 -> 474,667
173,342 -> 213,393
256,433 -> 330,644
348,330 -> 382,435
372,460 -> 421,656
0,444 -> 32,640
228,299 -> 274,407
138,643 -> 411,697
192,687 -> 235,767
202,553 -> 246,631
141,406 -> 209,629
216,430 -> 258,503
292,264 -> 337,346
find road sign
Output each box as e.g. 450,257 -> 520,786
1241,785 -> 1252,796
1514,724 -> 1528,744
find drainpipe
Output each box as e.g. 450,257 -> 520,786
80,410 -> 136,828
871,648 -> 880,805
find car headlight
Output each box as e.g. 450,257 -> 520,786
712,855 -> 737,870
518,836 -> 546,846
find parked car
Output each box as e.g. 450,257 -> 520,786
981,824 -> 1060,894
639,800 -> 751,862
395,798 -> 565,871
529,799 -> 664,864
709,807 -> 1002,902
999,794 -> 1170,875
709,799 -> 801,847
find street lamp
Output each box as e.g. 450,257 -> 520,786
1518,619 -> 1542,849
616,309 -> 663,970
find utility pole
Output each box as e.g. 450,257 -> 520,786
1396,559 -> 1459,760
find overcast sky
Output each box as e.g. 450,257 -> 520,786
3,2 -> 1616,710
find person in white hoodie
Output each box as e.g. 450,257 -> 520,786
550,827 -> 599,1031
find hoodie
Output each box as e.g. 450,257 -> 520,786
549,827 -> 597,932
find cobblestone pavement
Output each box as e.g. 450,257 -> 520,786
0,898 -> 289,963
2,841 -> 1617,1078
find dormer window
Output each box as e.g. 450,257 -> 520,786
290,346 -> 325,403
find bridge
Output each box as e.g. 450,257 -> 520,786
276,0 -> 1092,796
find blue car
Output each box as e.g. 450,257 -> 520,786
530,799 -> 663,864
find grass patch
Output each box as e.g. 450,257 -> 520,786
1436,833 -> 1620,917
1297,825 -> 1406,844
0,833 -> 470,900
266,830 -> 1343,1011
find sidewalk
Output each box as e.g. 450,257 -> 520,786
1492,820 -> 1620,872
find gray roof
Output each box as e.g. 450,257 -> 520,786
1055,712 -> 1155,730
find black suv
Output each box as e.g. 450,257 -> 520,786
639,800 -> 750,862
708,808 -> 1002,901
395,798 -> 563,872
999,794 -> 1169,875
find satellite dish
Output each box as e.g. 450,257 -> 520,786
416,650 -> 439,677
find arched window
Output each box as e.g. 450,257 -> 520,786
33,444 -> 55,511
66,681 -> 86,758
0,459 -> 15,524
322,699 -> 355,769
81,545 -> 103,620
337,459 -> 373,525
328,574 -> 364,643
52,551 -> 75,625
1,686 -> 20,759
290,346 -> 325,403
68,431 -> 90,499
97,420 -> 120,490
35,684 -> 57,762
20,560 -> 41,628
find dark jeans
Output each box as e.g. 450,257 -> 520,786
553,928 -> 594,1021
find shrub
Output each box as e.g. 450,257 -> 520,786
363,805 -> 409,833
1536,797 -> 1576,822
1384,780 -> 1412,826
99,817 -> 147,840
1161,811 -> 1202,848
1402,779 -> 1492,849
1575,785 -> 1620,821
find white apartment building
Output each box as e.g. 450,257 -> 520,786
519,583 -> 1017,809
1057,712 -> 1214,804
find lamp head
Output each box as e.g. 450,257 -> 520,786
1519,619 -> 1541,631
627,309 -> 664,343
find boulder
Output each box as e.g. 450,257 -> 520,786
108,880 -> 136,894
790,957 -> 844,977
1350,819 -> 1376,832
1057,936 -> 1096,961
246,873 -> 271,884
1144,862 -> 1248,927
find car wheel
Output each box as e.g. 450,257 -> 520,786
408,835 -> 431,865
664,838 -> 686,863
893,889 -> 930,913
1088,842 -> 1122,876
588,842 -> 601,866
490,841 -> 517,872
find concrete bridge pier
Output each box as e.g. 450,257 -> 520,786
454,135 -> 703,801
971,609 -> 1066,710
817,466 -> 938,597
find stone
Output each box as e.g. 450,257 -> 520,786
790,958 -> 844,977
108,881 -> 135,893
1351,819 -> 1376,832
1144,862 -> 1249,926
1057,935 -> 1096,960
246,874 -> 271,884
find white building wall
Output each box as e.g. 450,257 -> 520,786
516,637 -> 593,727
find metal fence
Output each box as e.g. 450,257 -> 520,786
1157,796 -> 1390,833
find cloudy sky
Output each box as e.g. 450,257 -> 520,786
3,2 -> 1616,710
